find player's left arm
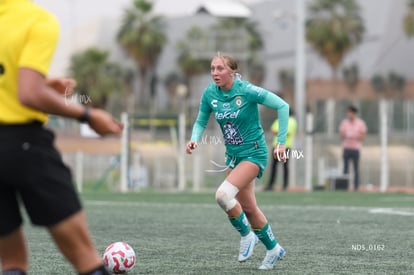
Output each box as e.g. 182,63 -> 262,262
249,88 -> 289,145
262,92 -> 289,140
263,92 -> 289,161
246,84 -> 289,160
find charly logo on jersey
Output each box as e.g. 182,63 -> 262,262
211,99 -> 218,108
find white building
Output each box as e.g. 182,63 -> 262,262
37,0 -> 414,108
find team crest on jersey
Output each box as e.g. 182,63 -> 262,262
235,96 -> 242,107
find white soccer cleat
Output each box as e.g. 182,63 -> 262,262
238,231 -> 259,262
258,243 -> 286,270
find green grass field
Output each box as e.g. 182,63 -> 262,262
22,192 -> 414,274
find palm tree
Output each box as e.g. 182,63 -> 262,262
69,47 -> 126,109
370,72 -> 405,136
247,55 -> 265,86
371,74 -> 387,95
175,26 -> 211,117
176,26 -> 210,89
388,71 -> 406,94
117,0 -> 167,110
403,0 -> 414,37
213,18 -> 265,84
306,0 -> 365,85
371,72 -> 406,98
163,72 -> 183,111
342,63 -> 359,101
306,0 -> 364,136
214,18 -> 263,53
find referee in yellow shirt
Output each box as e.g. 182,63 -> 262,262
0,1 -> 122,274
265,109 -> 297,191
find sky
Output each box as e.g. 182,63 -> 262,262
34,0 -> 266,30
32,0 -> 267,75
153,0 -> 264,16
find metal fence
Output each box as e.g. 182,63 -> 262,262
309,99 -> 414,136
55,98 -> 414,192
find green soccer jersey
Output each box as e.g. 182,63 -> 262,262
190,79 -> 289,158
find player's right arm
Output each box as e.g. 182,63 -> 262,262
186,92 -> 211,154
186,110 -> 210,154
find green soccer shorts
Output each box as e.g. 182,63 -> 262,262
225,150 -> 268,179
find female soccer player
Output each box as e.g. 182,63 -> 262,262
186,54 -> 289,270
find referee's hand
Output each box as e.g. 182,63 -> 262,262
88,109 -> 123,136
46,77 -> 77,96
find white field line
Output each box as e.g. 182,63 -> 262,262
84,200 -> 414,216
369,208 -> 414,216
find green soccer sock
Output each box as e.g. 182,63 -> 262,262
254,223 -> 277,250
229,211 -> 251,237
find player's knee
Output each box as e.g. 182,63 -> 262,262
215,180 -> 239,211
215,191 -> 231,211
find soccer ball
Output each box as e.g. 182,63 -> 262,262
103,242 -> 136,274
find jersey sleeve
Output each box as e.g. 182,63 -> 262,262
190,91 -> 212,142
190,111 -> 210,142
244,82 -> 270,104
261,92 -> 289,145
198,89 -> 212,113
19,13 -> 59,76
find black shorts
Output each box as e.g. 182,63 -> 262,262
0,122 -> 82,236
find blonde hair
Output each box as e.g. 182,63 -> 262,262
212,52 -> 239,73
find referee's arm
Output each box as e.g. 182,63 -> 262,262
18,68 -> 122,135
18,68 -> 86,120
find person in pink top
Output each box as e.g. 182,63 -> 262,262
339,106 -> 367,191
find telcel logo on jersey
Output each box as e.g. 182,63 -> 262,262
215,109 -> 240,120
